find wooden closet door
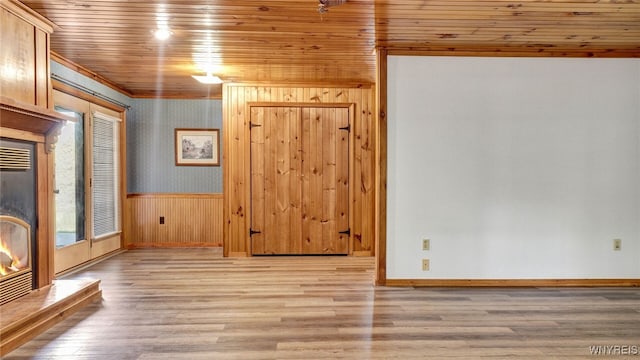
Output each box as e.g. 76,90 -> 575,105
250,106 -> 349,255
301,107 -> 350,255
250,106 -> 302,255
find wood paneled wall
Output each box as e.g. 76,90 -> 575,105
223,84 -> 375,257
0,0 -> 55,109
126,194 -> 223,248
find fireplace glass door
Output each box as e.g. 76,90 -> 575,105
54,108 -> 86,248
0,216 -> 32,305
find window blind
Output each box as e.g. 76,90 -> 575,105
92,111 -> 120,238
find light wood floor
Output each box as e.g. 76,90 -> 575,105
6,248 -> 640,359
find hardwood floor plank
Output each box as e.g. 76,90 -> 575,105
5,248 -> 640,359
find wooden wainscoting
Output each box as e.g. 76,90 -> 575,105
126,193 -> 223,248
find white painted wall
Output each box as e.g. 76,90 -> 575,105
387,56 -> 640,279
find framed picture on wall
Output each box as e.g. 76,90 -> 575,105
175,128 -> 220,166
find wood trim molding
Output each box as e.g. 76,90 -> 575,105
0,96 -> 73,135
127,193 -> 223,199
352,251 -> 373,257
127,243 -> 221,249
385,46 -> 640,58
0,0 -> 55,33
247,102 -> 355,108
225,82 -> 374,89
36,143 -> 54,288
222,84 -> 231,257
384,279 -> 640,287
50,52 -> 134,97
375,48 -> 388,286
0,128 -> 44,143
132,93 -> 222,100
227,252 -> 249,257
119,111 -> 127,250
52,80 -> 126,113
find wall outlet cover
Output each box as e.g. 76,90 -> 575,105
613,239 -> 621,251
422,259 -> 430,271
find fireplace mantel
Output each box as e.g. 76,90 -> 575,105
1,95 -> 73,290
0,96 -> 72,152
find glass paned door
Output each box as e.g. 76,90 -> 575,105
54,108 -> 86,248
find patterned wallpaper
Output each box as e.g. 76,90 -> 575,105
127,99 -> 223,193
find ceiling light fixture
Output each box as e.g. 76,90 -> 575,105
153,27 -> 172,40
192,72 -> 224,84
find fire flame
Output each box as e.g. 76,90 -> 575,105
0,237 -> 23,276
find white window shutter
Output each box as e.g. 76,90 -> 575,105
92,111 -> 120,238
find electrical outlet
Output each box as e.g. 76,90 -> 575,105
422,239 -> 430,251
613,239 -> 621,251
422,259 -> 430,271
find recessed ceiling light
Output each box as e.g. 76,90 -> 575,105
192,73 -> 223,84
154,28 -> 172,41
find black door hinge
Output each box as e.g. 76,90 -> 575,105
339,228 -> 351,236
250,122 -> 262,128
250,228 -> 262,236
339,124 -> 350,132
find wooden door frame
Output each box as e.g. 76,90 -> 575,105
51,88 -> 126,274
375,50 -> 388,285
245,102 -> 356,256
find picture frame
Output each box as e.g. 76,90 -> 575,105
175,128 -> 220,166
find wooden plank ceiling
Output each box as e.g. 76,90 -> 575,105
20,0 -> 640,98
